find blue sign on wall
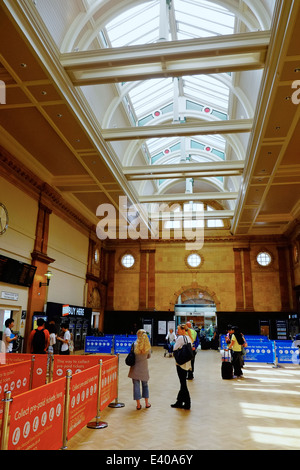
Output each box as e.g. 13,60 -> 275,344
114,335 -> 136,354
84,336 -> 113,354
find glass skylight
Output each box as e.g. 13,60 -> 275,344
105,2 -> 160,47
173,0 -> 235,39
101,0 -> 240,204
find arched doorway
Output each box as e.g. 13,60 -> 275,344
170,284 -> 219,338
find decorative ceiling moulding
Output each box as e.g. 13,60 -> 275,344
231,0 -> 300,236
2,0 -> 144,225
0,146 -> 94,235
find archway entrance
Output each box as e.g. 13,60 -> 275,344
174,287 -> 217,338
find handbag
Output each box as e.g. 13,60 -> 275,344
173,336 -> 194,365
125,343 -> 136,366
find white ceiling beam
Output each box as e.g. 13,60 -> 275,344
139,192 -> 238,203
149,210 -> 234,220
123,160 -> 245,180
61,31 -> 270,85
102,119 -> 253,141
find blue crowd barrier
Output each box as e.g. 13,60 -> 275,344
244,342 -> 275,363
220,335 -> 300,365
84,335 -> 137,354
114,335 -> 137,354
275,341 -> 300,364
84,336 -> 113,354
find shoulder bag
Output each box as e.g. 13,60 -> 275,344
125,343 -> 136,366
173,336 -> 194,365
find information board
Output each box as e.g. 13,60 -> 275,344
275,341 -> 300,364
114,335 -> 136,354
244,342 -> 275,363
84,336 -> 113,354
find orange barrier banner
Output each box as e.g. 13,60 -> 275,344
1,354 -> 48,389
100,356 -> 118,411
52,355 -> 114,381
67,365 -> 99,441
7,378 -> 66,450
0,361 -> 31,401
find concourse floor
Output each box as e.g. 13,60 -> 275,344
67,346 -> 300,451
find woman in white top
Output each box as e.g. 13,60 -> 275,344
4,318 -> 17,353
171,324 -> 192,410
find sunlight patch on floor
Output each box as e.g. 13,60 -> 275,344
248,426 -> 300,448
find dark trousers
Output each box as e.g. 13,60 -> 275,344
60,349 -> 70,355
176,365 -> 191,406
187,351 -> 196,378
232,351 -> 243,376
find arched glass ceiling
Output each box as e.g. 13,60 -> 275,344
104,0 -> 235,46
32,0 -> 272,225
100,0 -> 236,184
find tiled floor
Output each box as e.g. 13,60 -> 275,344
67,346 -> 300,451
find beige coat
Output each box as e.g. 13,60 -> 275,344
128,350 -> 151,382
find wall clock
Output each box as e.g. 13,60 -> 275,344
0,203 -> 9,235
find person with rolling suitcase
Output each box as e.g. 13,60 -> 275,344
227,326 -> 245,378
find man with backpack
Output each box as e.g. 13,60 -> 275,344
29,318 -> 50,354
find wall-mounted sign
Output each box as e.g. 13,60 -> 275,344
62,304 -> 85,317
1,291 -> 19,301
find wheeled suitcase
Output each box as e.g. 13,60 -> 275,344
221,349 -> 233,380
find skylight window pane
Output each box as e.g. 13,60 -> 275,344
106,2 -> 160,47
184,75 -> 229,111
129,78 -> 173,118
174,0 -> 235,38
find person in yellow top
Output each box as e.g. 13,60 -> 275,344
186,321 -> 198,380
228,326 -> 246,378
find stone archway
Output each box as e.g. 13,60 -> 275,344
169,282 -> 220,311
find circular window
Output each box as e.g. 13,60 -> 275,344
187,253 -> 201,268
121,254 -> 135,268
256,251 -> 272,266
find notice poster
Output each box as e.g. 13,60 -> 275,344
8,378 -> 65,450
68,365 -> 99,440
0,361 -> 31,401
3,354 -> 48,389
52,355 -> 102,381
100,356 -> 118,411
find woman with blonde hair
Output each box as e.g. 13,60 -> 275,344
128,329 -> 151,410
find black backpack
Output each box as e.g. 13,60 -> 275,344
32,328 -> 45,354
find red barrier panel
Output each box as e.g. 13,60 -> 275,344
52,355 -> 114,381
1,354 -> 48,389
7,378 -> 66,450
0,361 -> 31,402
100,356 -> 118,411
67,365 -> 99,441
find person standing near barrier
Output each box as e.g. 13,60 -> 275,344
4,318 -> 18,353
57,323 -> 71,355
128,329 -> 151,410
29,318 -> 50,354
227,326 -> 246,379
171,324 -> 192,410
